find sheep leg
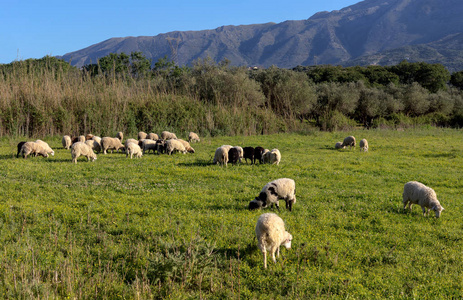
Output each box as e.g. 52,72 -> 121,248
422,207 -> 427,216
263,250 -> 267,269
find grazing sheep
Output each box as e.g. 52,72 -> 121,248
16,141 -> 26,158
263,148 -> 281,165
249,178 -> 296,212
62,135 -> 72,149
166,139 -> 187,155
85,139 -> 102,153
71,142 -> 97,164
100,137 -> 125,154
72,135 -> 86,144
126,142 -> 143,159
35,140 -> 55,156
335,142 -> 345,149
403,181 -> 444,218
243,147 -> 255,164
147,133 -> 159,140
188,132 -> 200,143
342,136 -> 356,149
232,146 -> 244,162
255,213 -> 293,269
140,139 -> 158,154
161,131 -> 177,140
228,148 -> 240,165
213,146 -> 229,166
85,134 -> 94,140
254,146 -> 265,164
360,139 -> 369,152
138,131 -> 148,140
19,142 -> 49,158
91,136 -> 102,144
155,139 -> 166,154
175,139 -> 195,153
124,138 -> 138,149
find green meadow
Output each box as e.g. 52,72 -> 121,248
0,128 -> 462,299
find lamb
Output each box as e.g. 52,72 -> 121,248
35,140 -> 55,156
335,142 -> 345,150
228,147 -> 240,165
342,136 -> 356,149
188,132 -> 200,143
100,137 -> 125,154
249,178 -> 296,212
138,131 -> 148,140
360,139 -> 369,152
161,131 -> 177,140
147,133 -> 159,140
255,213 -> 293,269
175,139 -> 195,153
243,147 -> 255,164
125,138 -> 139,149
62,135 -> 72,149
19,142 -> 49,158
403,181 -> 444,218
213,146 -> 229,166
116,131 -> 123,142
166,139 -> 187,155
16,141 -> 26,158
126,142 -> 143,159
71,142 -> 97,164
263,148 -> 281,165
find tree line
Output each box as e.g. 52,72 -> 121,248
1,53 -> 463,137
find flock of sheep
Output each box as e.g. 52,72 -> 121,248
15,132 -> 445,269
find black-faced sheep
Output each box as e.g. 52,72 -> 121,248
101,137 -> 125,154
71,142 -> 97,164
249,178 -> 297,212
403,181 -> 444,218
188,132 -> 200,143
255,213 -> 292,269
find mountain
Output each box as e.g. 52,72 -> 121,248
58,0 -> 463,71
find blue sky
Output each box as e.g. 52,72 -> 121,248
1,0 -> 360,64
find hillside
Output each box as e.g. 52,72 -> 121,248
59,0 -> 463,70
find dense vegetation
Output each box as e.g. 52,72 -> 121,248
1,129 -> 462,298
1,54 -> 463,138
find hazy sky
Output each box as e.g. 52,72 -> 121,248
1,0 -> 361,64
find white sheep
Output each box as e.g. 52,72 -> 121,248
124,138 -> 139,149
116,131 -> 124,141
100,137 -> 125,154
126,142 -> 143,159
188,132 -> 200,143
249,178 -> 296,211
161,131 -> 177,140
19,142 -> 49,158
263,148 -> 281,165
147,133 -> 159,140
85,139 -> 102,153
71,142 -> 97,164
233,146 -> 244,162
166,139 -> 187,155
335,142 -> 345,150
255,213 -> 293,269
213,146 -> 229,166
360,139 -> 369,152
35,140 -> 55,156
175,139 -> 195,153
403,181 -> 444,218
342,136 -> 356,149
138,131 -> 148,140
62,135 -> 72,149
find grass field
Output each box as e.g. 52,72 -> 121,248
0,128 -> 462,299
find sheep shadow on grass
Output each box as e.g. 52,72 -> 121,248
177,159 -> 215,167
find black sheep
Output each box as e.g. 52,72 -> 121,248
228,147 -> 240,165
16,141 -> 26,158
243,146 -> 255,164
254,146 -> 265,164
